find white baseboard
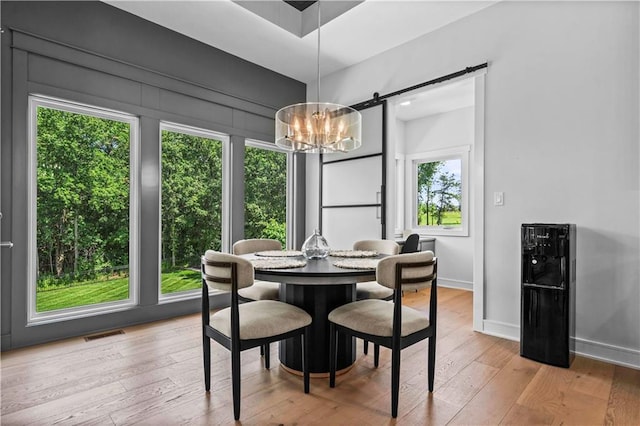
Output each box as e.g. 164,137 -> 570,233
438,277 -> 473,291
482,319 -> 519,341
574,337 -> 640,370
482,320 -> 640,370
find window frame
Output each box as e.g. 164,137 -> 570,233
405,145 -> 470,237
157,121 -> 230,302
27,94 -> 141,324
245,139 -> 293,249
394,154 -> 406,235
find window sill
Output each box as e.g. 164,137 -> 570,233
158,290 -> 201,304
158,288 -> 225,304
413,227 -> 468,237
28,300 -> 137,326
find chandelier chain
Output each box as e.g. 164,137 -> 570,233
316,1 -> 321,103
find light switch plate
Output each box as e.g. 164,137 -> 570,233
494,191 -> 504,206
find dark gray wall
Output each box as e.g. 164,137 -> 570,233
1,1 -> 307,350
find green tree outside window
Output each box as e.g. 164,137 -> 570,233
416,159 -> 462,227
244,145 -> 287,246
36,106 -> 132,312
160,128 -> 223,295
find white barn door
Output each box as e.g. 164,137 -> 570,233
320,101 -> 386,250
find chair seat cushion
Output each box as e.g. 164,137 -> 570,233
237,280 -> 280,301
356,281 -> 394,300
212,300 -> 311,340
328,299 -> 429,337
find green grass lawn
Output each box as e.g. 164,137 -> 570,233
36,269 -> 201,312
418,210 -> 461,226
440,210 -> 461,225
160,268 -> 201,294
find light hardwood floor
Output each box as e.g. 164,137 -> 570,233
1,287 -> 638,425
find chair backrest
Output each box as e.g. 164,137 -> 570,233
202,250 -> 254,292
400,233 -> 420,254
233,239 -> 282,255
353,239 -> 400,255
376,251 -> 436,291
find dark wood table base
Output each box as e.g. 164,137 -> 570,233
280,362 -> 354,378
279,283 -> 356,374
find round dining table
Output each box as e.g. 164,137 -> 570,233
243,253 -> 381,376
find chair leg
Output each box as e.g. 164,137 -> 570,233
264,342 -> 270,369
260,345 -> 264,356
391,346 -> 401,418
374,343 -> 380,368
231,346 -> 241,421
202,284 -> 211,392
203,334 -> 211,391
363,339 -> 369,355
428,336 -> 436,392
303,327 -> 310,394
329,322 -> 337,388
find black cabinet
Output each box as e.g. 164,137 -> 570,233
521,223 -> 576,367
419,237 -> 436,253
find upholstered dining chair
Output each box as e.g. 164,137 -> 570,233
233,239 -> 285,357
353,239 -> 400,355
328,251 -> 437,418
353,239 -> 400,302
201,251 -> 311,421
400,233 -> 420,254
232,239 -> 282,302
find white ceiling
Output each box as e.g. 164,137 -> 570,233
394,77 -> 475,121
105,0 -> 494,118
106,0 -> 497,84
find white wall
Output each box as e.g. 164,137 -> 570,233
404,107 -> 473,154
307,1 -> 640,367
402,106 -> 475,288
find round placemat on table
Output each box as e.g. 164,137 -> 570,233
329,250 -> 378,258
254,250 -> 303,257
251,258 -> 307,269
333,258 -> 379,270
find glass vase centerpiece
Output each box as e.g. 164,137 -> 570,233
302,229 -> 330,259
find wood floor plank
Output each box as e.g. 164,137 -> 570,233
475,338 -> 520,369
513,363 -> 610,425
398,393 -> 462,426
433,360 -> 500,408
1,353 -> 177,414
500,402 -> 555,425
432,331 -> 500,388
605,366 -> 640,425
0,347 -> 125,389
0,381 -> 127,425
108,383 -> 214,425
449,352 -> 541,425
241,389 -> 330,425
569,356 -> 615,400
29,378 -> 177,426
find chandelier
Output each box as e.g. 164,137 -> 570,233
275,2 -> 362,153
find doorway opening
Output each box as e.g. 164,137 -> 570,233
388,73 -> 486,331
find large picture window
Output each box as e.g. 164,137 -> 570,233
159,123 -> 227,298
29,96 -> 139,321
243,140 -> 289,246
406,146 -> 469,236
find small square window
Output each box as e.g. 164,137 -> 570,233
416,158 -> 462,227
406,146 -> 469,236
